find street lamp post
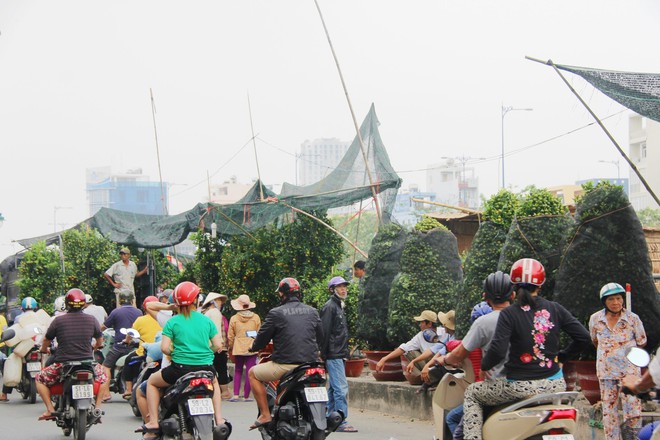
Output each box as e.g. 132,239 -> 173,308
598,159 -> 621,179
501,105 -> 533,189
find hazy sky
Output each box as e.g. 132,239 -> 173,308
1,0 -> 659,261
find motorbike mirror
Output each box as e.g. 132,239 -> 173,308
626,347 -> 650,367
1,329 -> 16,342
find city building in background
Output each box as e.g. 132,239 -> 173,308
86,167 -> 168,216
298,138 -> 350,186
208,175 -> 254,204
426,158 -> 479,210
629,114 -> 659,211
392,184 -> 437,226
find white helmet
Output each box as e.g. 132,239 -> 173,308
54,296 -> 66,312
85,294 -> 93,304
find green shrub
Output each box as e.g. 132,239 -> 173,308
455,222 -> 507,337
482,189 -> 521,228
388,228 -> 462,344
414,216 -> 446,232
356,223 -> 407,350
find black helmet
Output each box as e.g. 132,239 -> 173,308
483,271 -> 513,303
276,277 -> 301,296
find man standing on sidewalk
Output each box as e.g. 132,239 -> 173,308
320,276 -> 358,433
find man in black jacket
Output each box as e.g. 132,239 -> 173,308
320,276 -> 357,433
248,277 -> 323,430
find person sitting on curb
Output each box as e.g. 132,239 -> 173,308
404,310 -> 456,393
375,310 -> 440,375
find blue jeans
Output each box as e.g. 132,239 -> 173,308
447,404 -> 464,435
325,358 -> 349,423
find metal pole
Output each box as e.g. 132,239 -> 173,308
501,105 -> 533,189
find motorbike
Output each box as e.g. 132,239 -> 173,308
97,328 -> 142,397
49,360 -> 103,440
17,344 -> 43,403
128,359 -> 160,417
432,357 -> 579,440
0,326 -> 44,404
156,369 -> 232,440
622,346 -> 660,440
255,361 -> 344,440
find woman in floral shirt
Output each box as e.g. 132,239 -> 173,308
589,282 -> 646,440
462,258 -> 591,440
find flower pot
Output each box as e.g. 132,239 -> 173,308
364,350 -> 405,382
344,358 -> 366,377
573,360 -> 600,405
400,355 -> 424,385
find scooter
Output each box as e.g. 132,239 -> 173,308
432,357 -> 579,440
48,360 -> 103,440
255,360 -> 344,440
128,359 -> 159,417
157,370 -> 232,440
622,347 -> 660,440
17,344 -> 42,403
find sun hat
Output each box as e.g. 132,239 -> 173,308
231,294 -> 256,311
437,310 -> 456,331
413,310 -> 438,323
203,292 -> 229,307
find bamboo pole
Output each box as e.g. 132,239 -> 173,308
526,56 -> 660,208
312,0 -> 382,224
411,198 -> 482,216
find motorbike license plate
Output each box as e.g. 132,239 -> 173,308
72,384 -> 94,400
27,362 -> 41,372
542,435 -> 574,440
188,398 -> 214,415
304,387 -> 328,402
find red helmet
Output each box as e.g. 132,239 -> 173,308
65,288 -> 87,311
173,281 -> 201,306
142,295 -> 159,310
509,258 -> 545,287
275,277 -> 301,296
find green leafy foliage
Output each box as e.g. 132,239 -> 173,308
218,212 -> 343,319
482,189 -> 521,228
330,211 -> 379,270
554,184 -> 660,352
518,187 -> 568,217
388,228 -> 462,344
414,216 -> 447,232
356,223 -> 407,350
17,241 -> 66,313
455,222 -> 507,337
636,207 -> 660,228
187,231 -> 227,293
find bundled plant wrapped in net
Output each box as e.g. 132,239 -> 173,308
554,183 -> 660,351
498,188 -> 572,300
497,214 -> 573,301
455,221 -> 507,337
388,223 -> 463,344
356,223 -> 407,350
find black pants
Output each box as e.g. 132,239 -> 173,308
213,351 -> 230,385
121,351 -> 145,383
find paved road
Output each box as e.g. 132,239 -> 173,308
0,391 -> 435,440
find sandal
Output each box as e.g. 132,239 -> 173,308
135,424 -> 161,434
336,424 -> 358,433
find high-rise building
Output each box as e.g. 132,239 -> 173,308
629,114 -> 660,210
297,138 -> 350,186
426,158 -> 479,209
86,167 -> 168,216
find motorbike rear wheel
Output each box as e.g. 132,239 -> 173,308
73,407 -> 87,440
311,427 -> 325,440
28,378 -> 37,404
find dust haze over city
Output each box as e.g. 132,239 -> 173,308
0,0 -> 658,261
